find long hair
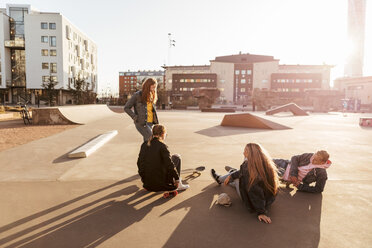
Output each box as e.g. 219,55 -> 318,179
147,124 -> 166,146
141,78 -> 158,104
244,143 -> 279,195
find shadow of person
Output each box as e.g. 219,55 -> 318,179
4,186 -> 165,248
161,184 -> 322,248
0,175 -> 140,237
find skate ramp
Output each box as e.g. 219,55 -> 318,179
266,103 -> 308,116
32,105 -> 119,125
221,113 -> 291,130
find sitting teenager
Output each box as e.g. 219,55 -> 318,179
137,124 -> 189,193
273,150 -> 331,193
211,143 -> 279,224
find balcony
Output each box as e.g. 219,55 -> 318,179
4,39 -> 25,48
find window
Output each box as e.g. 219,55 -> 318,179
42,76 -> 50,82
235,70 -> 240,75
240,88 -> 246,92
41,22 -> 48,29
50,36 -> 56,47
247,70 -> 252,75
241,70 -> 246,75
180,79 -> 185,82
49,23 -> 56,30
41,49 -> 48,56
50,63 -> 57,73
50,50 -> 57,56
241,79 -> 246,84
42,63 -> 49,69
50,76 -> 57,82
41,36 -> 48,43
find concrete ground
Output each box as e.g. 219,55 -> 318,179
0,110 -> 371,247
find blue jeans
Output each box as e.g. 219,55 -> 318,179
273,159 -> 289,177
218,169 -> 241,199
135,122 -> 154,142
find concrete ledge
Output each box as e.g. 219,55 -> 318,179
68,130 -> 118,158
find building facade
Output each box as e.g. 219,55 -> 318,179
334,76 -> 372,105
271,65 -> 333,97
0,4 -> 97,104
163,53 -> 333,104
118,70 -> 164,98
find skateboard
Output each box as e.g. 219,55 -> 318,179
163,190 -> 178,198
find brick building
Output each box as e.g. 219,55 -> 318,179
118,70 -> 164,99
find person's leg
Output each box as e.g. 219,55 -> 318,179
135,123 -> 153,142
171,154 -> 189,190
273,159 -> 289,177
171,154 -> 181,175
214,169 -> 238,184
232,179 -> 241,199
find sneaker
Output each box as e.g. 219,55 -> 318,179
224,165 -> 235,172
211,169 -> 221,185
177,183 -> 190,191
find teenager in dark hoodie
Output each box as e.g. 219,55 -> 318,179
273,150 -> 331,193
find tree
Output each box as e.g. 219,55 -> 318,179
41,77 -> 58,106
69,75 -> 97,105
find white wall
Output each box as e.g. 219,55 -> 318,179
24,13 -> 63,89
0,13 -> 10,89
253,61 -> 279,89
62,16 -> 97,92
210,61 -> 234,103
24,13 -> 97,92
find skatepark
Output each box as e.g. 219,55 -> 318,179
0,105 -> 371,247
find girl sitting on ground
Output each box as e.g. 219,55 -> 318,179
137,124 -> 189,195
211,143 -> 279,224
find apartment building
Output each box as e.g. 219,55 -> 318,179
163,53 -> 333,104
118,70 -> 164,98
0,4 -> 97,104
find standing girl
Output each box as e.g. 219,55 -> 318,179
211,143 -> 279,224
124,78 -> 159,141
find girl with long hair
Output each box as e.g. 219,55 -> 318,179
211,143 -> 279,224
137,124 -> 189,194
124,78 -> 159,141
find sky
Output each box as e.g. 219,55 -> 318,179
1,0 -> 371,95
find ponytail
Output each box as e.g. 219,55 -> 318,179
147,135 -> 154,146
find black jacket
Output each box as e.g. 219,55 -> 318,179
137,138 -> 179,191
289,153 -> 328,193
230,161 -> 276,215
124,91 -> 159,126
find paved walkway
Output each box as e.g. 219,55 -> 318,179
0,111 -> 371,247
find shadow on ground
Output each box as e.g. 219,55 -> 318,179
162,185 -> 322,248
0,176 -> 322,248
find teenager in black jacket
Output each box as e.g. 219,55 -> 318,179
211,143 -> 279,224
137,124 -> 189,193
273,150 -> 331,193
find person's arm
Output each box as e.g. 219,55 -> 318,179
297,169 -> 327,193
124,94 -> 138,120
160,144 -> 179,181
137,143 -> 146,182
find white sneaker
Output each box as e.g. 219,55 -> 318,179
177,182 -> 190,191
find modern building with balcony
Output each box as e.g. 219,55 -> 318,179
0,4 -> 97,104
